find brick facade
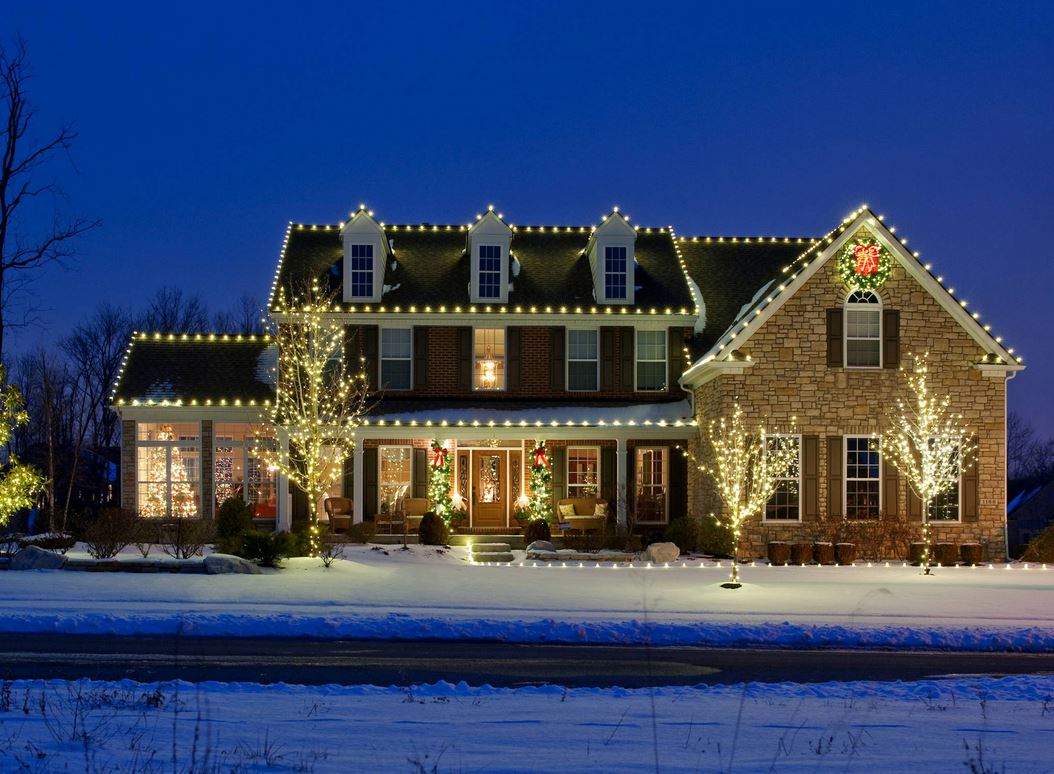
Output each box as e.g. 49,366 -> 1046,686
120,420 -> 136,513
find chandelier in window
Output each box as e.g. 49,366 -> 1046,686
478,348 -> 498,389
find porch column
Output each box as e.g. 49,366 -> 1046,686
616,437 -> 628,528
352,441 -> 364,524
276,430 -> 292,532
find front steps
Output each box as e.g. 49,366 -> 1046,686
449,533 -> 526,550
468,541 -> 515,563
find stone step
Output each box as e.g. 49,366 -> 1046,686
471,552 -> 515,563
470,542 -> 512,553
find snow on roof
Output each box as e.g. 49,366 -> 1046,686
365,400 -> 694,428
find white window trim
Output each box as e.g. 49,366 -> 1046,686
926,438 -> 963,524
377,444 -> 413,513
566,445 -> 601,498
602,244 -> 630,302
348,243 -> 376,299
213,429 -> 276,509
477,244 -> 504,301
844,290 -> 883,370
844,434 -> 882,520
472,325 -> 507,391
634,446 -> 669,524
566,327 -> 600,393
634,327 -> 668,392
380,326 -> 413,391
135,421 -> 202,519
762,433 -> 803,524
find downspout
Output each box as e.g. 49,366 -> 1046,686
1004,371 -> 1017,561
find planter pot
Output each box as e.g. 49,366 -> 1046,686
933,542 -> 958,567
909,542 -> 927,566
767,541 -> 790,566
813,542 -> 836,565
960,543 -> 984,566
790,542 -> 813,566
835,542 -> 856,565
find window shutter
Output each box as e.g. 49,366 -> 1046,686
668,446 -> 687,521
626,447 -> 637,517
344,325 -> 361,368
413,327 -> 428,390
826,309 -> 844,368
802,435 -> 819,521
362,325 -> 379,391
552,446 -> 567,503
363,448 -> 378,521
827,436 -> 843,517
550,327 -> 566,391
883,310 -> 900,370
907,486 -> 922,521
667,327 -> 684,392
291,487 -> 309,532
600,327 -> 616,391
600,446 -> 616,505
963,437 -> 979,522
456,327 -> 472,391
619,327 -> 635,391
883,460 -> 900,517
343,452 -> 354,499
506,326 -> 522,392
413,447 -> 428,499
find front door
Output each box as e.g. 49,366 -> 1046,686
471,450 -> 507,527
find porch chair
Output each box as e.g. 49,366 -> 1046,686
377,495 -> 407,536
323,496 -> 354,533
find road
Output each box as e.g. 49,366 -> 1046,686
1,634 -> 1051,687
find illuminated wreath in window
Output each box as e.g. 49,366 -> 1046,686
837,239 -> 893,291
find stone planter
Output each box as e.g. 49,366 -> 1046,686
960,543 -> 984,566
813,542 -> 836,565
835,542 -> 856,565
767,541 -> 790,566
934,542 -> 959,567
909,542 -> 927,566
790,542 -> 813,566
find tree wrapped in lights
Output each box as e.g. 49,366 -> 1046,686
428,439 -> 455,522
881,353 -> 975,576
525,440 -> 552,523
254,281 -> 371,555
699,404 -> 798,588
0,367 -> 44,526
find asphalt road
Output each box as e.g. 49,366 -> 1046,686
0,634 -> 1051,687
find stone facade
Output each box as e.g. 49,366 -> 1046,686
689,228 -> 1009,560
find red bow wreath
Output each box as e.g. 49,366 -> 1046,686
853,243 -> 882,276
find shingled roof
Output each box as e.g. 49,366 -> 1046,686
112,336 -> 276,405
271,224 -> 697,312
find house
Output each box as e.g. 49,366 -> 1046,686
110,204 -> 1022,556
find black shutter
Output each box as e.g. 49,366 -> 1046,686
552,446 -> 567,502
667,327 -> 684,392
620,327 -> 635,391
413,447 -> 428,499
626,446 -> 636,518
291,488 -> 309,533
827,309 -> 844,368
550,327 -> 565,391
344,325 -> 361,369
827,436 -> 843,518
363,448 -> 378,521
907,486 -> 923,521
802,435 -> 819,520
507,326 -> 522,392
456,326 -> 472,391
600,327 -> 616,391
600,446 -> 616,505
668,445 -> 687,522
963,436 -> 979,522
343,452 -> 354,499
413,327 -> 428,390
883,459 -> 899,517
363,325 -> 379,391
883,310 -> 900,370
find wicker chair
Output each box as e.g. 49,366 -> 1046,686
323,496 -> 353,533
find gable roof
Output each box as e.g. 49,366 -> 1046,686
111,334 -> 276,406
269,222 -> 698,315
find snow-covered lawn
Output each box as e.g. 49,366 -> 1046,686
2,676 -> 1052,772
2,544 -> 1053,649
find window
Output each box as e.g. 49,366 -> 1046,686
136,422 -> 201,518
929,441 -> 961,522
473,328 -> 505,390
845,436 -> 881,519
213,423 -> 277,517
478,245 -> 502,299
379,446 -> 412,513
636,329 -> 667,390
845,290 -> 881,368
604,246 -> 627,300
636,447 -> 667,522
765,435 -> 801,521
567,329 -> 598,391
381,328 -> 412,390
567,447 -> 600,497
349,243 -> 374,298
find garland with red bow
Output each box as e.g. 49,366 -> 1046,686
837,238 -> 893,291
428,439 -> 455,521
524,440 -> 553,523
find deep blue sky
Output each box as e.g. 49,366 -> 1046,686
7,1 -> 1053,431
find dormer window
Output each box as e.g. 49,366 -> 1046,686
341,208 -> 387,303
604,246 -> 628,300
467,209 -> 512,304
478,245 -> 502,299
588,209 -> 636,304
349,244 -> 374,298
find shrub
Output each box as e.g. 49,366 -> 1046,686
83,508 -> 137,559
238,530 -> 294,568
317,525 -> 346,568
1022,524 -> 1054,563
159,518 -> 215,560
663,518 -> 698,552
522,519 -> 551,544
417,512 -> 449,546
18,533 -> 76,554
133,519 -> 160,558
216,498 -> 254,540
346,521 -> 376,544
563,530 -> 604,552
696,516 -> 734,558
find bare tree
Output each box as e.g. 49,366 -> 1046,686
212,293 -> 265,335
139,286 -> 209,333
0,37 -> 98,360
1007,412 -> 1054,480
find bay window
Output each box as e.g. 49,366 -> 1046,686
136,422 -> 201,518
213,423 -> 278,517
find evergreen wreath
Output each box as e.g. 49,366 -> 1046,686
525,440 -> 553,523
837,238 -> 893,291
427,439 -> 455,523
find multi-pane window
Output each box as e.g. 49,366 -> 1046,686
478,245 -> 502,299
635,447 -> 667,523
845,436 -> 881,519
567,329 -> 598,391
349,243 -> 374,298
604,246 -> 627,300
567,447 -> 600,498
636,329 -> 667,390
473,328 -> 505,390
213,423 -> 277,517
379,446 -> 412,513
929,441 -> 961,521
136,422 -> 201,518
381,328 -> 412,390
845,290 -> 881,368
765,435 -> 801,521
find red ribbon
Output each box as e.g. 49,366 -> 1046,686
533,445 -> 548,469
853,243 -> 881,276
432,446 -> 448,468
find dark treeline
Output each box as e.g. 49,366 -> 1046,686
6,287 -> 264,533
1008,412 -> 1054,483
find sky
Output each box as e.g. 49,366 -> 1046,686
5,1 -> 1053,431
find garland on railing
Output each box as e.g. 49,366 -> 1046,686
525,440 -> 553,523
428,439 -> 455,522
